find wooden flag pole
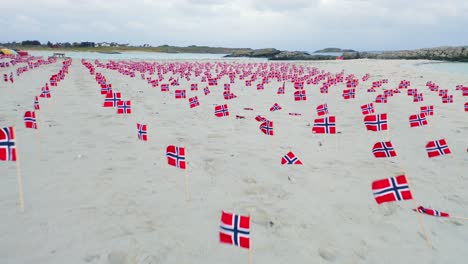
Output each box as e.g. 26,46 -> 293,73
403,172 -> 432,248
14,128 -> 25,212
35,112 -> 43,160
248,248 -> 251,264
184,146 -> 191,202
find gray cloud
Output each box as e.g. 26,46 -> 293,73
2,0 -> 467,51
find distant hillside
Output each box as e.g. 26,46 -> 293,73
314,48 -> 356,53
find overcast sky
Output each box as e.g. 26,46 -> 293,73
1,0 -> 467,51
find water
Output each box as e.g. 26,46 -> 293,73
415,62 -> 468,75
27,50 -> 267,61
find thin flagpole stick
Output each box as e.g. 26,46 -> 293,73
14,128 -> 25,212
184,169 -> 190,202
450,216 -> 468,221
35,112 -> 42,160
248,248 -> 251,264
404,174 -> 432,247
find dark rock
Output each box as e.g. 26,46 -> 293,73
315,47 -> 356,53
345,46 -> 468,62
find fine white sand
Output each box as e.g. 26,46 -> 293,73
1,58 -> 468,264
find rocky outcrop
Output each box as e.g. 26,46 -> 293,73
224,48 -> 281,58
344,46 -> 468,62
271,51 -> 336,60
314,48 -> 356,53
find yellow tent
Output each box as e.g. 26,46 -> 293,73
0,48 -> 18,55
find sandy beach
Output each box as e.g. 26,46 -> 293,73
1,57 -> 468,264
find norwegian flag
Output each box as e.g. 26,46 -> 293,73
372,175 -> 412,204
342,89 -> 356,100
40,87 -> 51,98
257,83 -> 264,90
383,89 -> 394,97
316,103 -> 329,116
137,123 -> 147,141
166,145 -> 186,169
214,104 -> 230,117
281,151 -> 303,165
465,102 -> 468,112
312,116 -> 336,134
189,96 -> 200,108
117,100 -> 132,114
3,74 -> 7,82
100,83 -> 112,95
409,113 -> 428,127
294,90 -> 307,101
294,81 -> 304,89
367,88 -> 376,93
245,80 -> 252,87
270,103 -> 282,112
441,95 -> 453,104
255,115 -> 267,122
413,206 -> 450,217
408,89 -> 418,96
364,113 -> 388,132
219,211 -> 250,249
103,92 -> 121,107
426,139 -> 451,158
208,78 -> 218,86
375,94 -> 387,103
320,86 -> 328,94
346,79 -> 358,88
191,83 -> 198,91
399,80 -> 410,89
175,90 -> 186,99
24,111 -> 37,129
360,103 -> 374,115
224,83 -> 230,91
0,127 -> 16,161
420,105 -> 434,116
34,96 -> 40,110
277,82 -> 285,94
204,87 -> 210,95
413,93 -> 424,102
161,84 -> 169,92
372,141 -> 397,158
259,120 -> 274,135
438,89 -> 448,97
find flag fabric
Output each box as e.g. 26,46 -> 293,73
191,83 -> 198,91
281,151 -> 303,165
189,96 -> 200,108
34,96 -> 40,110
166,145 -> 186,169
103,92 -> 121,107
409,113 -> 428,127
175,90 -> 186,99
204,87 -> 210,95
375,94 -> 387,103
255,115 -> 267,122
441,95 -> 453,104
100,83 -> 112,95
312,116 -> 336,134
0,127 -> 16,161
413,206 -> 450,217
40,87 -> 51,98
214,104 -> 230,117
372,141 -> 397,158
219,211 -> 250,249
465,102 -> 468,112
420,105 -> 434,116
137,123 -> 147,141
426,139 -> 451,158
294,90 -> 307,101
259,120 -> 274,135
413,93 -> 424,102
364,113 -> 388,132
161,84 -> 169,92
372,175 -> 412,204
24,111 -> 37,129
117,100 -> 132,114
270,103 -> 282,112
342,89 -> 356,99
438,89 -> 448,97
316,103 -> 329,116
361,103 -> 374,115
407,89 -> 417,96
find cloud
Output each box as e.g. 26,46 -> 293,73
1,0 -> 467,51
